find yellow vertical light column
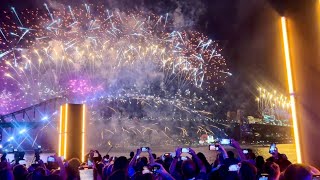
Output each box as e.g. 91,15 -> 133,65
58,104 -> 86,161
281,17 -> 302,163
81,104 -> 86,162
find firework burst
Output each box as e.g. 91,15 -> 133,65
0,4 -> 230,117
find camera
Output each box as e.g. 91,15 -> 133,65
13,149 -> 25,165
34,145 -> 42,162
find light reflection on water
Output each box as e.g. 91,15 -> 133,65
4,144 -> 296,166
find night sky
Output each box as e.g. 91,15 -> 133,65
0,0 -> 290,117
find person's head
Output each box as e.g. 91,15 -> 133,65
246,152 -> 256,160
283,164 -> 312,180
66,158 -> 81,179
264,162 -> 280,180
0,169 -> 13,180
105,154 -> 110,159
46,174 -> 61,180
31,167 -> 46,180
130,152 -> 134,158
256,156 -> 265,169
135,172 -> 155,180
108,169 -> 128,180
113,156 -> 128,172
137,156 -> 148,167
197,152 -> 209,165
152,153 -> 156,160
13,164 -> 28,180
238,161 -> 257,180
227,151 -> 235,159
181,159 -> 197,179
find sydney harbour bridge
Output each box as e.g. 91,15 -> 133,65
0,98 -> 293,151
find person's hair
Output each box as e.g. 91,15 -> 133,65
108,169 -> 128,180
46,174 -> 61,180
248,152 -> 256,160
152,153 -> 156,160
66,158 -> 81,180
13,164 -> 28,180
113,156 -> 128,172
264,162 -> 280,180
130,152 -> 134,158
256,156 -> 265,169
197,152 -> 210,166
227,151 -> 235,159
135,157 -> 148,172
133,172 -> 155,180
31,167 -> 46,180
181,159 -> 197,179
239,161 -> 257,180
283,164 -> 312,180
0,168 -> 14,180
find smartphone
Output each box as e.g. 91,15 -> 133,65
164,153 -> 171,157
88,159 -> 93,167
313,175 -> 320,180
243,149 -> 249,154
181,148 -> 189,153
259,174 -> 269,180
220,139 -> 232,145
152,165 -> 160,174
13,149 -> 18,152
80,169 -> 93,179
141,147 -> 150,152
228,164 -> 240,171
269,143 -> 277,154
209,145 -> 218,151
47,156 -> 55,162
181,156 -> 188,161
19,160 -> 27,165
37,145 -> 42,149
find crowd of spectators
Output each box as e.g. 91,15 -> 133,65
0,139 -> 319,180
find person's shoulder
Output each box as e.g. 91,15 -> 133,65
278,153 -> 288,159
195,172 -> 207,180
266,156 -> 274,162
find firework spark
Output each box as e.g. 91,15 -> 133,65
0,4 -> 232,147
0,4 -> 229,115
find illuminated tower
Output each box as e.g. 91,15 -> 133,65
59,104 -> 86,162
